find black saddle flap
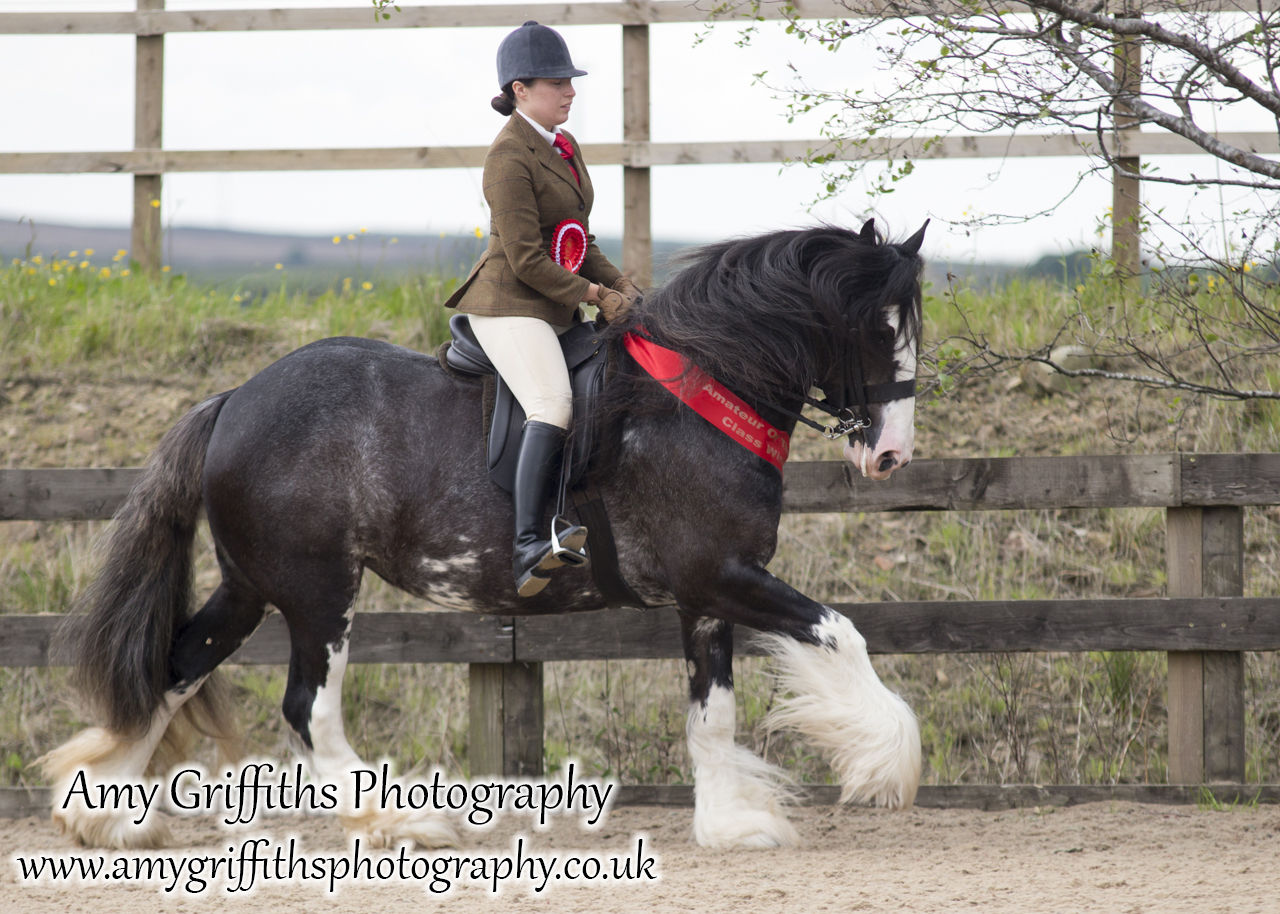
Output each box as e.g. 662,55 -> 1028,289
480,319 -> 609,494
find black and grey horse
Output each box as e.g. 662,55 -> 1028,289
45,221 -> 926,850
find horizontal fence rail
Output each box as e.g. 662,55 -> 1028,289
3,0 -> 1278,34
4,598 -> 1280,668
5,132 -> 1278,176
4,454 -> 1278,522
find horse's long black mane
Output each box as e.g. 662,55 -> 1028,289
608,223 -> 923,401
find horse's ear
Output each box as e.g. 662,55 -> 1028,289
900,219 -> 930,255
859,218 -> 877,244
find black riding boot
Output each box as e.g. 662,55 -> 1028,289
512,421 -> 588,597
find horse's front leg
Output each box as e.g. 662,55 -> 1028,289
678,611 -> 800,848
681,562 -> 921,810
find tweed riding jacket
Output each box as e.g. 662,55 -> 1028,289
445,113 -> 623,326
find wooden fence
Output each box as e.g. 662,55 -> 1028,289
4,1 -> 1279,282
3,452 -> 1279,815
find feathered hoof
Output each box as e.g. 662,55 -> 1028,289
51,803 -> 171,850
760,610 -> 923,811
340,807 -> 460,850
39,726 -> 170,849
692,805 -> 800,849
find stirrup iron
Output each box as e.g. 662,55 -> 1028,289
550,514 -> 589,568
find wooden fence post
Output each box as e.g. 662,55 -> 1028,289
132,0 -> 164,274
1202,506 -> 1245,781
1166,507 -> 1204,783
469,651 -> 544,777
1165,505 -> 1246,783
1111,1 -> 1142,280
622,24 -> 652,289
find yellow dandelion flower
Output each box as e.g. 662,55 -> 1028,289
161,265 -> 171,272
1075,284 -> 1084,294
333,236 -> 341,244
275,263 -> 283,270
149,199 -> 160,208
362,281 -> 372,291
99,267 -> 111,279
48,277 -> 57,286
31,255 -> 42,264
116,249 -> 127,257
121,269 -> 131,277
85,248 -> 94,256
390,237 -> 398,244
342,277 -> 352,288
233,294 -> 242,303
359,227 -> 367,234
26,268 -> 35,275
474,227 -> 483,238
347,234 -> 355,240
52,262 -> 61,271
79,261 -> 89,269
69,251 -> 78,258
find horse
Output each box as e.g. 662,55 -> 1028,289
42,219 -> 926,851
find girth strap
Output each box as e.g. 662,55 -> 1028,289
571,481 -> 650,610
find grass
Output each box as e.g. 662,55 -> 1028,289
3,252 -> 1280,791
1,249 -> 458,373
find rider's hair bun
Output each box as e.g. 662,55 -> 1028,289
491,82 -> 517,116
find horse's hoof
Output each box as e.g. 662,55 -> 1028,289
51,804 -> 171,850
692,807 -> 800,849
341,809 -> 460,850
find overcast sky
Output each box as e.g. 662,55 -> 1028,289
1,0 -> 1272,265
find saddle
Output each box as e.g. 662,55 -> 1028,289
440,314 -> 647,609
442,313 -> 607,493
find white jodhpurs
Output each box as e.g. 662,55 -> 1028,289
467,314 -> 574,429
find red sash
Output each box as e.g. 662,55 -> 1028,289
623,333 -> 790,473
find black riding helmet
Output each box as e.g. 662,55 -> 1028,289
496,21 -> 587,87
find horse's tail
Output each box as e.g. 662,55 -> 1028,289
58,390 -> 236,741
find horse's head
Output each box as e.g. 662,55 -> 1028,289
813,219 -> 925,481
611,220 -> 925,480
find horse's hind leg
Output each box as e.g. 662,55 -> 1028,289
45,571 -> 267,848
680,612 -> 799,849
273,568 -> 457,849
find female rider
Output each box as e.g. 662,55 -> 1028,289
446,21 -> 640,597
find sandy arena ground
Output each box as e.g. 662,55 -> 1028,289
3,801 -> 1277,912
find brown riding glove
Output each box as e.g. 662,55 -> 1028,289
597,276 -> 641,323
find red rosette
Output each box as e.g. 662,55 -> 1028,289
550,219 -> 587,274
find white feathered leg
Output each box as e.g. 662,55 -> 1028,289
303,637 -> 458,849
40,688 -> 193,848
688,685 -> 800,848
760,607 -> 921,808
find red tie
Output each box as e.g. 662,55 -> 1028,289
552,134 -> 579,185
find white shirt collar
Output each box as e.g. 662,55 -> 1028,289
516,108 -> 560,145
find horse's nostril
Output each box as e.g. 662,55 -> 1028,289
878,454 -> 897,473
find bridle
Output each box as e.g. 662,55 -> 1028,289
760,326 -> 917,441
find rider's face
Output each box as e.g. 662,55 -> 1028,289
514,77 -> 575,132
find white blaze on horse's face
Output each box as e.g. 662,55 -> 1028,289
843,308 -> 917,480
